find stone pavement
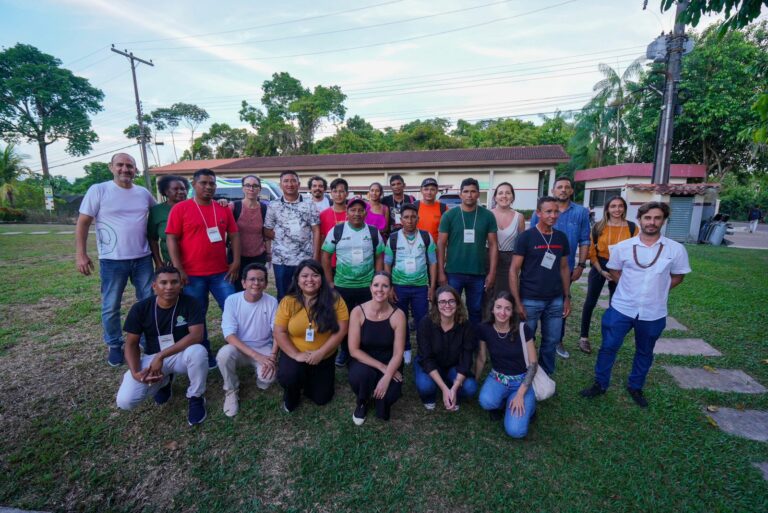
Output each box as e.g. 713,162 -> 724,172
724,222 -> 768,250
663,366 -> 767,394
705,408 -> 768,442
653,338 -> 721,356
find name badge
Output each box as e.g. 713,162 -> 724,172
351,247 -> 364,264
207,226 -> 223,243
394,212 -> 401,225
463,229 -> 475,244
404,256 -> 417,274
305,327 -> 315,342
158,334 -> 175,350
287,220 -> 301,234
541,251 -> 556,270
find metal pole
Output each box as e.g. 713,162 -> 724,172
111,45 -> 154,191
652,1 -> 688,185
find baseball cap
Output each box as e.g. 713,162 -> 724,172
347,197 -> 367,209
421,178 -> 438,188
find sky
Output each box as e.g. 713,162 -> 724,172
0,0 -> 727,180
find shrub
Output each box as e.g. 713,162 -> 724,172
0,207 -> 26,222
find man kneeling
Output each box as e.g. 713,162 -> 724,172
217,263 -> 278,417
116,265 -> 208,425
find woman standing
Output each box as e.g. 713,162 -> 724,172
148,175 -> 189,268
476,292 -> 538,438
578,196 -> 638,353
229,175 -> 270,292
413,285 -> 478,411
347,272 -> 406,425
275,259 -> 349,412
365,182 -> 390,240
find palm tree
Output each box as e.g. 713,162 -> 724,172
0,143 -> 31,207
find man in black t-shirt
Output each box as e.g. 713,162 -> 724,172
115,265 -> 208,426
509,196 -> 571,375
382,174 -> 416,233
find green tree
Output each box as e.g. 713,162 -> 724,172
660,0 -> 768,32
388,118 -> 463,151
315,115 -> 388,154
0,143 -> 31,206
70,161 -> 112,194
151,107 -> 181,160
199,123 -> 250,158
171,103 -> 209,159
0,43 -> 104,179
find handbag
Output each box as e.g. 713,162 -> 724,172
519,322 -> 556,401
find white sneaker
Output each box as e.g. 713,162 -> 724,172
556,343 -> 570,359
256,379 -> 271,390
403,350 -> 412,365
223,390 -> 239,417
423,402 -> 436,410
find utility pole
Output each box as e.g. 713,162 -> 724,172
111,45 -> 154,191
651,1 -> 689,185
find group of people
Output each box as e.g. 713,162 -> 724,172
76,152 -> 691,435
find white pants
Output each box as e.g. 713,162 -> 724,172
749,219 -> 759,233
116,344 -> 207,410
216,344 -> 275,391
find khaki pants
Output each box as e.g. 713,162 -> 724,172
216,344 -> 275,391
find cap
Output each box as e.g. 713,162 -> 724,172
347,197 -> 367,209
421,178 -> 438,188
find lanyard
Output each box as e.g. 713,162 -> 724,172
193,199 -> 217,230
536,226 -> 554,252
460,208 -> 478,231
155,297 -> 179,337
403,230 -> 419,256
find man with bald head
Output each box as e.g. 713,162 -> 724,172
76,153 -> 157,366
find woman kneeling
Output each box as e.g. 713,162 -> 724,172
348,271 -> 406,425
476,292 -> 538,438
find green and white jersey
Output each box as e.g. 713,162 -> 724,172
384,230 -> 437,286
322,222 -> 384,288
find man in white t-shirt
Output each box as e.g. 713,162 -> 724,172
76,153 -> 156,367
216,263 -> 279,417
580,201 -> 691,407
306,175 -> 331,213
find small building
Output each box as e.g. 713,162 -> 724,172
575,163 -> 719,242
150,146 -> 570,211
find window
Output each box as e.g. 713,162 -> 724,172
589,188 -> 622,208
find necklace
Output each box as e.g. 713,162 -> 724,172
633,243 -> 664,268
492,323 -> 510,339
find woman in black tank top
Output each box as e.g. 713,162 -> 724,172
347,271 -> 407,425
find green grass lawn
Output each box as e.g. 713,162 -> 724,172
1,225 -> 767,512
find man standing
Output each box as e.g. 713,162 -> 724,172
530,176 -> 590,359
306,175 -> 331,213
509,196 -> 571,376
216,263 -> 279,417
385,203 -> 437,364
319,178 -> 349,240
748,205 -> 763,233
115,265 -> 208,426
165,168 -> 240,368
76,153 -> 156,366
264,170 -> 321,301
382,174 -> 416,233
437,178 -> 498,328
415,177 -> 446,242
321,197 -> 384,366
580,202 -> 691,407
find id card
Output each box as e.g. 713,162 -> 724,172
541,251 -> 556,270
158,334 -> 175,350
351,247 -> 364,264
305,327 -> 315,342
463,229 -> 475,244
394,212 -> 401,225
207,226 -> 223,243
404,256 -> 417,274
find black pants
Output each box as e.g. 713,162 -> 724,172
335,286 -> 372,354
277,352 -> 336,411
233,253 -> 268,292
348,360 -> 402,420
579,258 -> 617,338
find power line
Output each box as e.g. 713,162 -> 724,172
65,45 -> 110,67
28,143 -> 138,174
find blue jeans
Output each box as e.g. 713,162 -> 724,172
183,272 -> 235,357
412,358 -> 478,405
273,264 -> 298,302
394,284 -> 429,351
595,307 -> 666,390
478,373 -> 536,438
99,255 -> 154,347
522,296 -> 564,376
447,273 -> 485,327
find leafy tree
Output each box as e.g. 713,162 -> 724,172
660,0 -> 768,32
199,123 -> 249,158
387,118 -> 463,151
315,115 -> 387,154
0,43 -> 104,179
240,72 -> 346,155
70,161 -> 112,194
453,118 -> 540,148
151,107 -> 181,160
0,143 -> 30,206
171,103 -> 209,159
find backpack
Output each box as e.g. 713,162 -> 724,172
592,220 -> 636,253
413,200 -> 447,215
388,229 -> 432,263
233,200 -> 267,222
331,223 -> 379,254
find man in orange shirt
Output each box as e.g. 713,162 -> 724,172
415,178 -> 446,242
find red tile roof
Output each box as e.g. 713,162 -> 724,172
149,159 -> 240,173
575,163 -> 707,182
627,183 -> 720,195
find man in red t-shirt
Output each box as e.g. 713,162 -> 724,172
166,168 -> 240,368
319,178 -> 349,269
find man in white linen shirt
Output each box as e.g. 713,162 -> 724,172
216,263 -> 279,417
580,201 -> 691,407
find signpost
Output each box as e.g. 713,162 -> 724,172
44,186 -> 54,211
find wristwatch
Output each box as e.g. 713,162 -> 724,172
577,262 -> 586,269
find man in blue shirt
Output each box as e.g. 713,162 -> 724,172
530,176 -> 590,359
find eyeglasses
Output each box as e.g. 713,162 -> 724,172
437,299 -> 457,307
243,184 -> 261,189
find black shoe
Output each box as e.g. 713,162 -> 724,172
107,346 -> 124,367
580,382 -> 606,398
489,408 -> 504,421
626,387 -> 648,408
154,374 -> 174,405
208,354 -> 218,370
187,396 -> 207,426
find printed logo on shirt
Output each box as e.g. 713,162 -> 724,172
533,244 -> 565,250
176,315 -> 187,327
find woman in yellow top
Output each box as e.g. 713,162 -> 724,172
578,196 -> 639,354
275,259 -> 349,412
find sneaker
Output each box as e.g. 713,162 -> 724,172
423,402 -> 436,411
626,387 -> 648,408
403,350 -> 412,365
352,402 -> 368,426
187,396 -> 207,426
556,343 -> 570,359
223,390 -> 239,417
154,374 -> 174,405
107,346 -> 124,367
256,379 -> 271,390
580,382 -> 606,398
578,338 -> 592,354
208,354 -> 218,370
281,401 -> 292,413
335,348 -> 349,368
452,404 -> 460,412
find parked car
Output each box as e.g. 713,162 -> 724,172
190,178 -> 282,202
438,193 -> 462,209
